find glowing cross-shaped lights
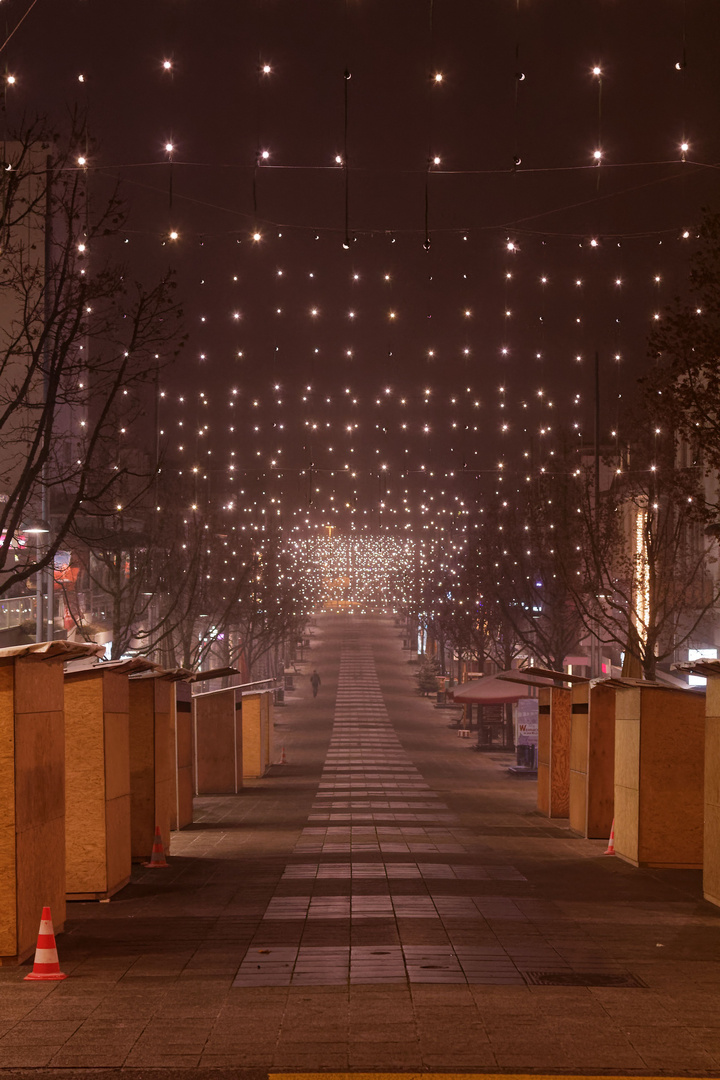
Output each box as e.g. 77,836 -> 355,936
162,60 -> 172,71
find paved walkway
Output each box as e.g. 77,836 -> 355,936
2,614 -> 720,1075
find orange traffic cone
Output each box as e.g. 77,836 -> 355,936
24,907 -> 67,981
604,819 -> 616,855
279,745 -> 288,765
143,825 -> 169,868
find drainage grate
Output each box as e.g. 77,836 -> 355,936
524,970 -> 648,988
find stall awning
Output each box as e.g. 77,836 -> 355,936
451,671 -> 552,705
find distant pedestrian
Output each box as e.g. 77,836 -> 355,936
310,669 -> 321,697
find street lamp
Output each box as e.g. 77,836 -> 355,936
22,521 -> 51,642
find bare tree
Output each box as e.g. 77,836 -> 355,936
0,116 -> 184,598
470,458 -> 585,674
645,209 -> 720,481
570,429 -> 720,680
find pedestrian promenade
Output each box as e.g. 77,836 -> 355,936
1,614 -> 720,1075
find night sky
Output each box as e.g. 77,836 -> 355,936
5,0 -> 720,536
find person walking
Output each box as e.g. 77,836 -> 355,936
310,669 -> 321,698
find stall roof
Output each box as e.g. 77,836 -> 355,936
0,640 -> 104,662
673,659 -> 720,678
64,656 -> 158,677
188,666 -> 239,683
601,675 -> 703,694
521,665 -> 587,684
452,671 -> 553,705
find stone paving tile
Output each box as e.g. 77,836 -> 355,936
0,1046 -> 63,1067
0,1019 -> 83,1044
3,615 -> 720,1074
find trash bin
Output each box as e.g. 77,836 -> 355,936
436,690 -> 446,705
274,687 -> 285,705
284,673 -> 294,691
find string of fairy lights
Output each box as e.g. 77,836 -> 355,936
1,0 -> 714,614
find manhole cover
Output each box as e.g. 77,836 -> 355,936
524,971 -> 647,988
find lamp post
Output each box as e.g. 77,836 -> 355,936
23,523 -> 51,642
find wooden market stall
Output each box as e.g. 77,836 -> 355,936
674,660 -> 720,903
0,640 -> 102,965
613,679 -> 705,869
63,656 -> 155,900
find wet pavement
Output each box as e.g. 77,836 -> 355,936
1,613 -> 720,1076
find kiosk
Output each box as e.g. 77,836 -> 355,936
0,641 -> 102,965
613,680 -> 704,868
63,657 -> 153,900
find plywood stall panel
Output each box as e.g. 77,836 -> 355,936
64,669 -> 131,901
128,677 -> 174,861
0,640 -> 102,965
614,684 -> 704,869
194,688 -> 242,795
172,681 -> 194,830
241,693 -> 265,778
569,682 -> 589,835
569,681 -> 616,839
586,682 -> 616,839
537,686 -> 571,818
703,675 -> 720,907
263,691 -> 275,767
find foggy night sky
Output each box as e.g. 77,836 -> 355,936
4,0 -> 720,531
